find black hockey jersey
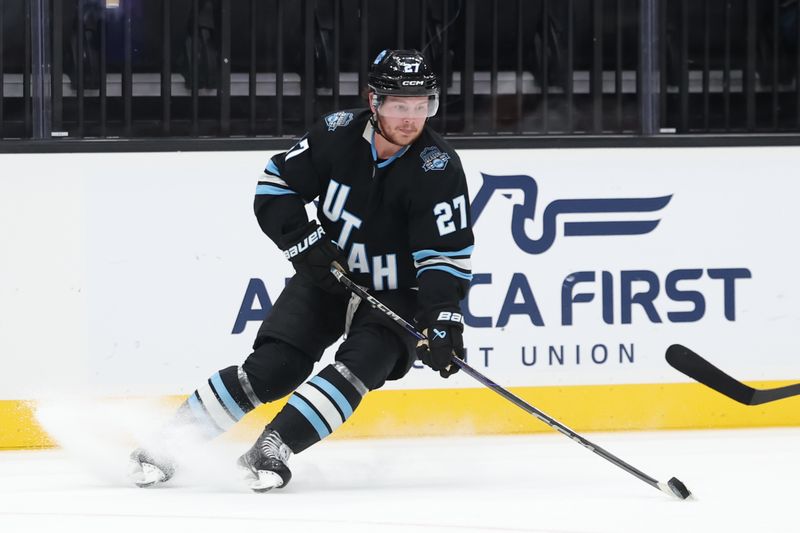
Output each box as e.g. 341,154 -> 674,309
254,109 -> 474,319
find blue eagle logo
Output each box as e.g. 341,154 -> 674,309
471,173 -> 672,254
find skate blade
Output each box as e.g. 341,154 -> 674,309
130,461 -> 168,488
248,470 -> 284,493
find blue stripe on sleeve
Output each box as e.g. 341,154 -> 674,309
412,245 -> 474,262
265,159 -> 281,176
309,376 -> 353,419
416,265 -> 474,280
288,395 -> 331,439
210,372 -> 246,421
255,184 -> 297,196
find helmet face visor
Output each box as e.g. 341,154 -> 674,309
373,94 -> 440,119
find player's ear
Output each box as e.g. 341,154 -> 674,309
368,92 -> 378,114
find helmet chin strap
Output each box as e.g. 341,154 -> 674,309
369,112 -> 384,136
370,112 -> 405,148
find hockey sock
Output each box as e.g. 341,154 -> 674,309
179,365 -> 263,438
268,362 -> 368,453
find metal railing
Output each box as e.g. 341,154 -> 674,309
1,0 -> 799,142
660,0 -> 800,133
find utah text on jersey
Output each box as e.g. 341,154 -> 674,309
256,108 -> 474,293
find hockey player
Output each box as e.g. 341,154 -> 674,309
129,49 -> 474,492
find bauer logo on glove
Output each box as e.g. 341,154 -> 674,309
281,222 -> 347,294
435,311 -> 463,323
416,309 -> 465,378
283,226 -> 326,260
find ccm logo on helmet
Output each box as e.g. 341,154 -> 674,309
401,80 -> 425,86
284,226 -> 326,259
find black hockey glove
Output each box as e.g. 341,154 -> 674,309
415,310 -> 465,378
282,221 -> 347,295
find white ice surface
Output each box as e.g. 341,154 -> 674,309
1,427 -> 798,533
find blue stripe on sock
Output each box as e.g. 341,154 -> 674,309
309,376 -> 353,419
288,395 -> 331,439
210,372 -> 246,421
187,392 -> 223,436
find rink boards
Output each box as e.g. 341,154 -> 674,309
1,146 -> 799,448
2,381 -> 799,448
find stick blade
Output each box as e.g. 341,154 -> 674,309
749,383 -> 800,405
665,344 -> 756,405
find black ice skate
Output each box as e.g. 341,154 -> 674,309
238,428 -> 293,492
128,448 -> 176,487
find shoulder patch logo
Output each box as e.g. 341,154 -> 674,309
420,146 -> 450,172
325,111 -> 354,131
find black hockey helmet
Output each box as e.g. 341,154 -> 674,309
368,49 -> 439,96
368,49 -> 440,118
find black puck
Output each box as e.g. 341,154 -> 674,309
668,477 -> 692,500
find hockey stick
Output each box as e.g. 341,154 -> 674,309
330,263 -> 691,500
666,344 -> 800,405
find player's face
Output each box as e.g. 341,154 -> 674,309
374,96 -> 428,145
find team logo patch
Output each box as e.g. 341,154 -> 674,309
325,111 -> 354,131
420,146 -> 450,172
